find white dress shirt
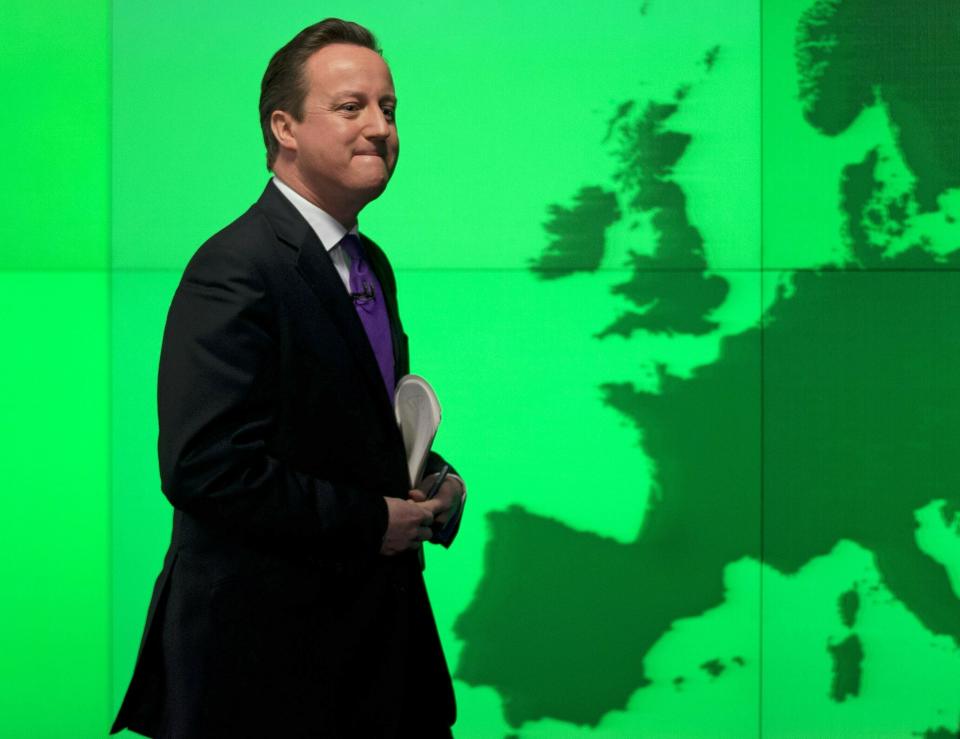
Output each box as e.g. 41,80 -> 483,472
272,175 -> 356,291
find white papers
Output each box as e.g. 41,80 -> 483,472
393,374 -> 441,487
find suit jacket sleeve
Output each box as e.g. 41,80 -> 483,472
157,237 -> 388,557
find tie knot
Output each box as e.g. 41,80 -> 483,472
339,233 -> 363,262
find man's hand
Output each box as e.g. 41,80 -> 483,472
410,474 -> 464,527
380,497 -> 442,556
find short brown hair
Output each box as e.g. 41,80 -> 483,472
259,19 -> 381,170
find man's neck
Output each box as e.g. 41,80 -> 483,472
271,165 -> 359,229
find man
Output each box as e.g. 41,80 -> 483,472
112,19 -> 464,738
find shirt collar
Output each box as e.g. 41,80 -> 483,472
271,175 -> 358,252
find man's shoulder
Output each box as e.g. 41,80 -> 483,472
206,202 -> 276,253
182,191 -> 288,280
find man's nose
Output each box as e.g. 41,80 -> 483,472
364,107 -> 391,138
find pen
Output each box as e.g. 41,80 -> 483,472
425,464 -> 450,500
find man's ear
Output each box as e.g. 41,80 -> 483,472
271,110 -> 298,154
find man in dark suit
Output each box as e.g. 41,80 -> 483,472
112,18 -> 465,738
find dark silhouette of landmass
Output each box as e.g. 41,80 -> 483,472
455,1 -> 960,729
838,587 -> 859,628
942,503 -> 960,530
828,635 -> 863,702
763,209 -> 960,644
530,186 -> 619,279
829,586 -> 863,702
700,659 -> 725,677
840,149 -> 960,269
796,0 -> 960,212
457,65 -> 759,729
597,87 -> 728,339
702,45 -> 720,72
916,724 -> 960,739
456,508 -> 656,724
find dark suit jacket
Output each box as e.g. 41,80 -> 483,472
112,181 -> 456,738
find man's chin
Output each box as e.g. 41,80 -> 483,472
356,167 -> 394,191
350,178 -> 390,205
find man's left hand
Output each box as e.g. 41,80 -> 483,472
409,474 -> 463,527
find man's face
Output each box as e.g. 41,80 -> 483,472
292,43 -> 399,208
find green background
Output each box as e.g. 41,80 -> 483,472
3,1 -> 959,737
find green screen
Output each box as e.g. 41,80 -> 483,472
4,1 -> 959,737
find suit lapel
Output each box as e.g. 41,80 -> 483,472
255,182 -> 396,424
296,242 -> 390,398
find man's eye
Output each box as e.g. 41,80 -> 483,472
382,108 -> 396,122
341,103 -> 361,113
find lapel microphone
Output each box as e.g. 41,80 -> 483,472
351,282 -> 375,303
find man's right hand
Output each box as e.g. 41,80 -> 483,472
380,497 -> 442,555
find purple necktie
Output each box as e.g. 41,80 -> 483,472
339,233 -> 396,399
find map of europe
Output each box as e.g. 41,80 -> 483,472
450,1 -> 960,736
